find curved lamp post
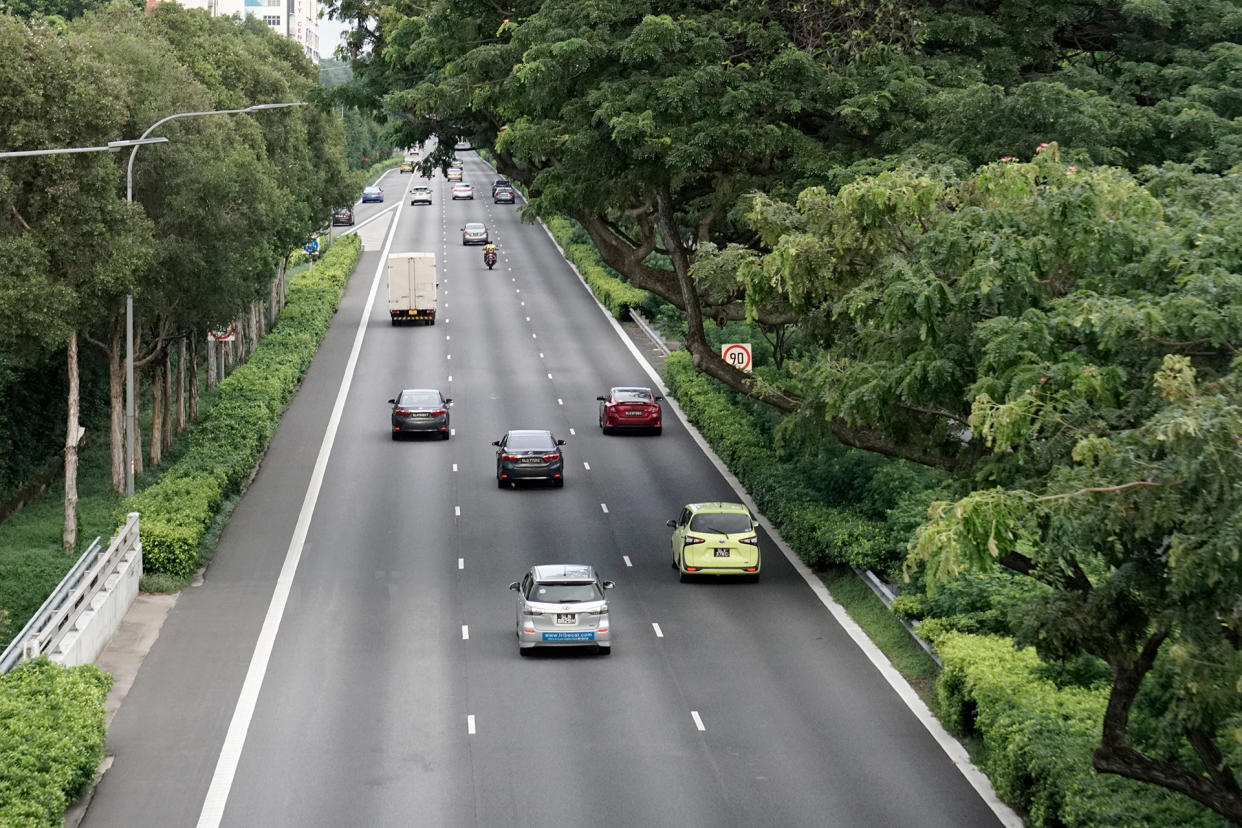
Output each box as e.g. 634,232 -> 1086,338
123,102 -> 306,495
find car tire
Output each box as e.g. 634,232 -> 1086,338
679,569 -> 689,583
440,431 -> 450,440
554,478 -> 564,488
391,432 -> 400,441
597,645 -> 611,656
652,426 -> 662,435
519,647 -> 530,657
497,477 -> 507,489
748,573 -> 761,583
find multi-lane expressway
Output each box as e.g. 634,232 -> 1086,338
84,153 -> 1015,827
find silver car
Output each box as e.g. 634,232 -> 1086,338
462,222 -> 489,245
509,565 -> 614,655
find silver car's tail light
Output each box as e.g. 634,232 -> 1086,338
522,606 -> 543,616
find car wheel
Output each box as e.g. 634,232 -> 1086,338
519,647 -> 530,657
391,431 -> 399,441
497,478 -> 507,489
597,645 -> 611,656
678,554 -> 689,582
652,426 -> 662,435
554,478 -> 564,488
748,573 -> 761,584
441,431 -> 450,440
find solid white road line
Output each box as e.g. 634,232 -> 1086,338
652,622 -> 663,637
691,711 -> 705,732
196,177 -> 408,828
467,715 -> 476,735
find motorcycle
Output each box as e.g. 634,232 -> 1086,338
483,249 -> 497,270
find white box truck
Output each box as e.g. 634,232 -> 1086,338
387,252 -> 437,325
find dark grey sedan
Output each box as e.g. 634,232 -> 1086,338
493,430 -> 565,487
389,389 -> 451,440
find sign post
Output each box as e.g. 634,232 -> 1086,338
721,343 -> 753,373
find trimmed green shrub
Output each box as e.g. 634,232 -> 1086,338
935,633 -> 1228,827
0,659 -> 111,827
123,235 -> 362,575
543,216 -> 647,317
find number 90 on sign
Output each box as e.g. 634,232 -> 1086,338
721,343 -> 752,373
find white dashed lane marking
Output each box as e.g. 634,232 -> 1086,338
652,622 -> 663,637
691,711 -> 705,732
461,625 -> 469,640
458,558 -> 464,569
467,715 -> 477,735
583,462 -> 590,470
455,506 -> 461,517
600,503 -> 609,514
622,555 -> 632,567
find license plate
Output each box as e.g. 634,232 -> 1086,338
555,613 -> 576,625
521,457 -> 541,464
714,549 -> 731,557
625,411 -> 643,416
543,631 -> 593,641
412,413 -> 428,418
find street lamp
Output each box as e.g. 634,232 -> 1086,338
0,136 -> 168,159
122,102 -> 306,495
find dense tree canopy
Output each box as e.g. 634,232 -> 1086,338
330,0 -> 1242,817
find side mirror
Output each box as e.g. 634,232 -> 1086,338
602,580 -> 615,590
387,398 -> 395,404
444,398 -> 453,405
556,439 -> 566,446
508,582 -> 520,592
491,440 -> 501,447
655,395 -> 664,401
596,396 -> 607,402
666,519 -> 677,528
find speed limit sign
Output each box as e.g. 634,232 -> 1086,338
208,324 -> 236,343
721,343 -> 752,373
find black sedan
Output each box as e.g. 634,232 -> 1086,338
331,206 -> 354,226
389,389 -> 451,439
493,430 -> 565,488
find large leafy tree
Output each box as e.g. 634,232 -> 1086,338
746,150 -> 1242,820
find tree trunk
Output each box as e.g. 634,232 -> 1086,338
207,337 -> 218,388
132,367 -> 144,478
177,337 -> 187,433
107,322 -> 124,493
270,273 -> 280,327
149,358 -> 163,467
63,332 -> 80,554
189,335 -> 200,421
162,347 -> 172,452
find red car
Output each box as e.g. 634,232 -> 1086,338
597,387 -> 663,434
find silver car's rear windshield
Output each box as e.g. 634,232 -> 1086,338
399,391 -> 440,407
506,434 -> 554,451
529,582 -> 601,603
689,513 -> 752,534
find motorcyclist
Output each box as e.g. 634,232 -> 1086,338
483,242 -> 499,268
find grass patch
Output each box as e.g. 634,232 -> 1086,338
818,565 -> 940,711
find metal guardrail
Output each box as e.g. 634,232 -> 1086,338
629,309 -> 671,357
0,512 -> 141,673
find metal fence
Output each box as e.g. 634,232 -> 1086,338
0,512 -> 141,674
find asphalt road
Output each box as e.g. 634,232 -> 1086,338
84,154 -> 1010,827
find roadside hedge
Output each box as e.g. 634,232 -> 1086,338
0,658 -> 111,827
664,350 -> 921,573
543,216 -> 647,317
935,633 -> 1227,828
123,235 -> 362,576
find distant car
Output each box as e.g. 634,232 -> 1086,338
667,502 -> 761,582
493,429 -> 564,487
389,388 -> 451,440
493,186 -> 515,204
446,167 -> 463,181
491,178 -> 511,195
462,222 -> 489,245
410,185 -> 432,206
361,185 -> 384,203
400,161 -> 414,173
451,183 -> 474,200
597,387 -> 662,434
509,564 -> 614,656
331,206 -> 354,226
450,159 -> 465,168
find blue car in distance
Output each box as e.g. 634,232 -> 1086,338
361,185 -> 384,203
